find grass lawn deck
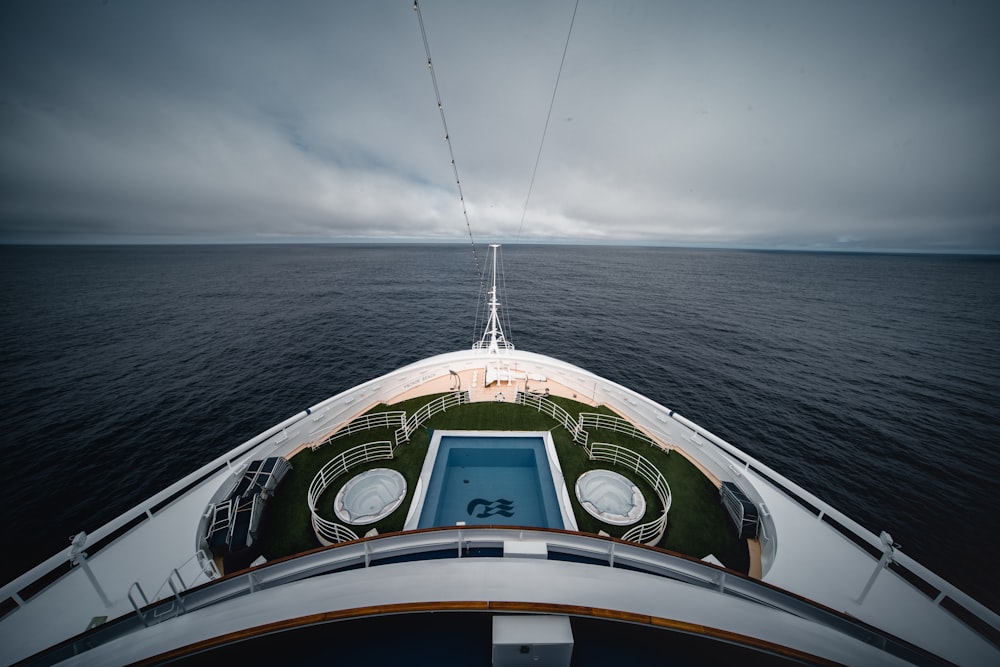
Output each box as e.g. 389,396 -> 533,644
257,393 -> 749,574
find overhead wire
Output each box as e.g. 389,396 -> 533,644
499,244 -> 514,346
506,0 -> 580,343
414,0 -> 580,346
413,0 -> 486,344
516,0 -> 580,242
413,1 -> 481,277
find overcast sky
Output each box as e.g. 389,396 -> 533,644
1,1 -> 998,251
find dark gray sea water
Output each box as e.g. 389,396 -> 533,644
1,244 -> 998,612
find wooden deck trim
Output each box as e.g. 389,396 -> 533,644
138,600 -> 840,666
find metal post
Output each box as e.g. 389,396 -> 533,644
857,531 -> 897,604
68,532 -> 111,608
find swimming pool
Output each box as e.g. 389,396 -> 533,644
403,431 -> 577,531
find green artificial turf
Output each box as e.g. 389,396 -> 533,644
257,392 -> 748,574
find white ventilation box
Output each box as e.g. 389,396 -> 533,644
503,540 -> 548,559
492,615 -> 573,667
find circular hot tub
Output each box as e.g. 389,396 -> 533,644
334,468 -> 407,525
575,469 -> 645,526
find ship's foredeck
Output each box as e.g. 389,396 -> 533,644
1,348 -> 997,666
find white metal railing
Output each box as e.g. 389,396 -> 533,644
311,411 -> 406,451
580,413 -> 661,449
310,519 -> 361,547
515,392 -> 587,444
515,392 -> 671,546
307,441 -> 395,546
59,527 -> 966,667
149,552 -> 219,604
472,340 -> 515,351
395,391 -> 470,445
586,443 -> 672,546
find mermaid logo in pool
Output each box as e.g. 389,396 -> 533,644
467,498 -> 515,518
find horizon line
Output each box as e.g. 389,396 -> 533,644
1,238 -> 997,256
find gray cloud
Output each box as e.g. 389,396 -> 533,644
1,0 -> 998,251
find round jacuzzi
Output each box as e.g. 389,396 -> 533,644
334,468 -> 407,525
575,469 -> 645,526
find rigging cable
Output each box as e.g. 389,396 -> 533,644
414,1 -> 481,279
516,0 -> 580,242
413,0 -> 486,344
506,0 -> 580,344
499,244 -> 514,347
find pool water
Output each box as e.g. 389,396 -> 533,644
415,435 -> 565,529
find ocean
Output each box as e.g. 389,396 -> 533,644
1,244 -> 998,612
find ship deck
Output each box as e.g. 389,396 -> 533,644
0,348 -> 997,666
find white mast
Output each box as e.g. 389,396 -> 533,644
476,243 -> 513,355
